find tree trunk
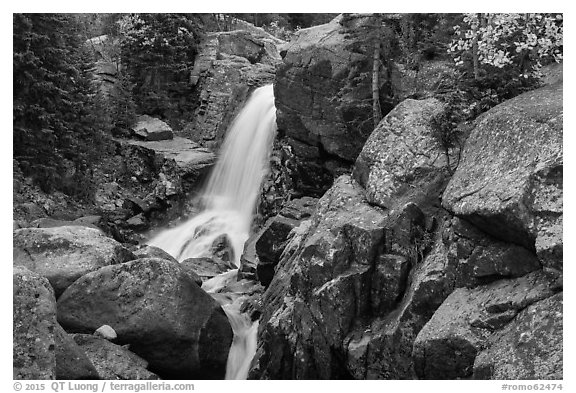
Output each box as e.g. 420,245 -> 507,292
372,40 -> 382,129
472,13 -> 481,80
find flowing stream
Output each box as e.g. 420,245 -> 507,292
148,84 -> 277,379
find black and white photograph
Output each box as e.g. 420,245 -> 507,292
11,7 -> 565,389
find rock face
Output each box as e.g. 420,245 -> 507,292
91,60 -> 118,96
131,115 -> 174,141
395,60 -> 459,101
91,137 -> 216,242
132,244 -> 179,263
249,80 -> 563,379
249,141 -> 454,380
29,217 -> 100,230
442,82 -> 563,271
115,136 -> 216,196
183,28 -> 282,148
342,237 -> 454,379
56,258 -> 233,378
54,324 -> 99,380
239,197 -> 317,285
353,98 -> 448,209
84,35 -> 120,97
441,217 -> 541,286
210,234 -> 236,264
13,226 -> 135,296
250,176 -> 389,379
13,266 -> 57,380
181,257 -> 236,282
254,215 -> 301,286
412,271 -> 560,379
122,137 -> 216,184
274,14 -> 400,194
473,292 -> 563,380
72,334 -> 159,380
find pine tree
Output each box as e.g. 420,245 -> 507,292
13,13 -> 109,198
118,13 -> 203,125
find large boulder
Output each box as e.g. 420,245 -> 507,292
255,215 -> 299,286
181,257 -> 236,282
412,270 -> 560,379
250,175 -> 389,379
13,266 -> 57,380
215,30 -> 281,65
441,217 -> 541,286
54,324 -> 99,380
238,237 -> 259,282
541,62 -> 563,87
72,334 -> 159,380
210,234 -> 236,265
131,115 -> 174,141
343,237 -> 456,379
353,97 -> 448,209
29,217 -> 100,230
131,244 -> 179,263
239,197 -> 317,285
56,258 -> 233,378
13,226 -> 135,296
121,137 -> 216,187
183,28 -> 282,148
442,82 -> 563,271
274,14 -> 401,194
91,137 -> 215,239
473,292 -> 563,380
343,204 -> 548,380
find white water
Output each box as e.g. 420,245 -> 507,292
201,272 -> 260,380
222,302 -> 259,379
148,84 -> 277,266
148,84 -> 276,380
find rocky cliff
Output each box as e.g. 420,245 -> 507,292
182,28 -> 283,149
273,14 -> 459,196
249,78 -> 563,379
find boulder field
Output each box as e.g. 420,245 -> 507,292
13,227 -> 233,380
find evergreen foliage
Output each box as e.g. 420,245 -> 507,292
13,12 -> 563,204
118,14 -> 203,127
108,69 -> 137,137
13,14 -> 109,199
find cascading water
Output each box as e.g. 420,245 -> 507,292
148,84 -> 276,380
149,84 -> 277,266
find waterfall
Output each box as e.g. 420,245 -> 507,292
222,302 -> 259,379
148,84 -> 277,265
200,271 -> 260,380
148,84 -> 276,380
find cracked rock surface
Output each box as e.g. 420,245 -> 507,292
442,82 -> 563,270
